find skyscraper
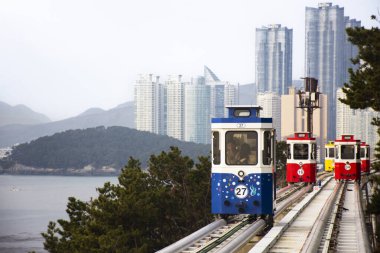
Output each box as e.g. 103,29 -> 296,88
134,74 -> 165,135
255,24 -> 293,95
205,66 -> 237,118
344,17 -> 361,84
305,3 -> 360,140
184,76 -> 211,144
166,75 -> 184,140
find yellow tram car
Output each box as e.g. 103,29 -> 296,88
324,141 -> 335,172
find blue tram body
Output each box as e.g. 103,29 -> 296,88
211,106 -> 275,215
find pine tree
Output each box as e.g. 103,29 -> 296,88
42,148 -> 213,253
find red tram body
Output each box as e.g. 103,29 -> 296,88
334,135 -> 361,181
286,132 -> 317,183
360,142 -> 370,173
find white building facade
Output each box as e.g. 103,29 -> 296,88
166,75 -> 184,140
257,92 -> 281,140
184,76 -> 211,144
134,74 -> 165,135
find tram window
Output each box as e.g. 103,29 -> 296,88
356,145 -> 360,159
293,144 -> 308,160
360,147 -> 365,158
341,145 -> 355,159
263,131 -> 272,165
212,132 -> 220,165
335,146 -> 339,159
287,144 -> 291,159
311,144 -> 317,160
328,148 -> 334,158
225,131 -> 258,165
325,148 -> 328,158
367,148 -> 370,158
233,109 -> 250,117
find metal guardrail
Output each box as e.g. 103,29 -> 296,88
155,219 -> 226,253
355,183 -> 372,253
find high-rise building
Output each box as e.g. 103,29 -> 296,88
344,17 -> 361,84
336,88 -> 379,157
205,66 -> 238,118
255,24 -> 293,95
184,76 -> 211,144
257,92 -> 281,140
134,74 -> 165,135
305,3 -> 360,140
224,82 -> 238,116
166,75 -> 184,140
281,87 -> 328,162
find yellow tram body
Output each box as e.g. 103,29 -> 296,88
324,141 -> 335,172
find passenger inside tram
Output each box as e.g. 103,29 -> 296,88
294,144 -> 309,160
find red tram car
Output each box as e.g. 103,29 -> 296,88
360,142 -> 370,173
286,132 -> 317,183
334,135 -> 361,181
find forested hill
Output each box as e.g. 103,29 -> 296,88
2,126 -> 210,174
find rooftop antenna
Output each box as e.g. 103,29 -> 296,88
297,77 -> 320,135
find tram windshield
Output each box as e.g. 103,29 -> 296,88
293,144 -> 308,160
341,145 -> 355,159
226,131 -> 258,165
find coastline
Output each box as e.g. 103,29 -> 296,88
0,163 -> 120,176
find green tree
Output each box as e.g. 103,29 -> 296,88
42,148 -> 213,253
339,23 -> 380,165
340,17 -> 380,250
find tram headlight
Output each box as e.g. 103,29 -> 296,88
238,170 -> 245,177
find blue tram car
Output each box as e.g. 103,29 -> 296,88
211,106 -> 276,215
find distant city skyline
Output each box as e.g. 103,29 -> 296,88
135,66 -> 237,144
0,0 -> 378,120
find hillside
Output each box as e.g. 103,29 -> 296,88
0,101 -> 135,148
0,126 -> 210,175
0,101 -> 51,126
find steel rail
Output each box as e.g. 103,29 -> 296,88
319,181 -> 346,252
248,176 -> 334,253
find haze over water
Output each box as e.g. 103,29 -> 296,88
0,175 -> 118,253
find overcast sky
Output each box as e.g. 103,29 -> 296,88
0,0 -> 378,120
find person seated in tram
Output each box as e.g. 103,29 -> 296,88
238,143 -> 251,164
226,140 -> 239,164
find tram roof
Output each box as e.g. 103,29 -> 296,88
335,134 -> 360,143
211,105 -> 272,123
287,132 -> 315,140
361,142 -> 369,147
